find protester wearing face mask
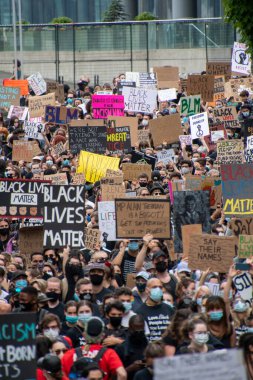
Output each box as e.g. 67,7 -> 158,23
115,287 -> 136,328
179,319 -> 214,354
132,271 -> 149,312
231,299 -> 251,345
60,300 -> 78,335
104,301 -> 127,348
63,254 -> 84,303
17,286 -> 48,324
0,218 -> 12,253
40,313 -> 61,341
169,103 -> 178,114
66,300 -> 94,347
151,251 -> 177,298
45,278 -> 65,322
88,263 -> 113,305
112,240 -> 140,284
139,115 -> 151,130
239,104 -> 252,121
133,341 -> 165,380
0,267 -> 8,301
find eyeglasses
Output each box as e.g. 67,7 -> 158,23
153,192 -> 161,196
54,348 -> 67,355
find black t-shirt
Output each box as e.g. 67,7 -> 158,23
65,325 -> 86,348
94,287 -> 113,306
44,302 -> 65,322
136,302 -> 174,341
162,331 -> 178,348
133,368 -> 152,380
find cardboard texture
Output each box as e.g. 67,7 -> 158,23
19,227 -> 44,265
108,116 -> 138,146
238,235 -> 253,258
213,106 -> 240,128
106,169 -> 122,177
72,173 -> 86,185
52,142 -> 65,156
12,140 -> 41,162
101,183 -> 126,201
189,234 -> 236,272
122,163 -> 151,181
28,93 -> 55,118
185,175 -> 203,191
224,77 -> 253,102
44,173 -> 68,185
0,85 -> 20,108
85,228 -> 101,251
206,62 -> 231,81
46,81 -> 65,103
101,176 -> 123,185
149,114 -> 182,146
182,224 -> 202,260
217,140 -> 244,164
187,75 -> 215,102
70,119 -> 105,127
213,75 -> 225,102
153,66 -> 179,89
230,218 -> 253,237
137,129 -> 150,145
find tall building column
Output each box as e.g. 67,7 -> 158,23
172,0 -> 196,19
124,0 -> 138,20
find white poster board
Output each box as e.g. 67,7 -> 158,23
122,87 -> 157,114
27,72 -> 47,95
158,89 -> 177,102
231,42 -> 251,75
190,112 -> 209,139
157,149 -> 175,164
98,201 -> 116,242
24,121 -> 45,140
233,272 -> 253,307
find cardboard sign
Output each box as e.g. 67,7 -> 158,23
0,85 -> 20,108
153,66 -> 179,89
221,164 -> 253,217
19,226 -> 44,262
101,176 -> 123,185
0,179 -> 48,218
98,201 -> 116,242
106,169 -> 122,177
123,87 -> 157,114
28,92 -> 55,118
43,185 -> 85,248
72,173 -> 86,185
77,151 -> 120,183
44,173 -> 68,185
107,126 -> 131,154
180,95 -> 201,116
92,95 -> 124,119
185,175 -> 203,191
233,272 -> 253,307
204,122 -> 227,150
188,234 -> 236,272
24,120 -> 45,140
211,130 -> 225,142
213,75 -> 225,102
68,125 -> 107,154
84,227 -> 101,251
213,106 -> 240,128
71,119 -> 105,127
3,78 -> 29,95
238,235 -> 253,258
45,105 -> 78,125
158,89 -> 177,102
156,149 -> 175,164
139,72 -> 157,89
122,163 -> 151,181
182,224 -> 202,260
101,183 -> 126,201
217,140 -> 244,164
137,129 -> 150,145
190,112 -> 209,139
107,116 -> 138,146
46,81 -> 65,103
229,218 -> 253,237
232,42 -> 251,75
0,313 -> 37,379
117,80 -> 136,95
115,198 -> 170,239
7,105 -> 28,121
52,142 -> 65,156
187,75 -> 214,102
12,140 -> 41,162
149,114 -> 182,146
225,77 -> 253,102
179,135 -> 192,146
27,72 -> 47,95
206,61 -> 231,81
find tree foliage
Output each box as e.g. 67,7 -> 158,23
223,0 -> 253,56
51,16 -> 73,24
103,0 -> 128,22
135,12 -> 157,21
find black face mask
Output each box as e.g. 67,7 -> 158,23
46,257 -> 57,266
89,274 -> 104,286
114,273 -> 124,287
7,272 -> 14,281
20,302 -> 34,311
79,293 -> 92,301
13,299 -> 20,309
109,316 -> 122,328
139,182 -> 148,187
42,273 -> 53,281
129,330 -> 147,344
46,291 -> 61,302
155,261 -> 167,273
0,228 -> 9,236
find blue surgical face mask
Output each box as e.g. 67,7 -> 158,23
150,287 -> 163,302
46,160 -> 53,166
66,315 -> 78,324
183,116 -> 189,123
122,301 -> 132,313
67,98 -> 73,104
247,327 -> 253,333
86,215 -> 91,222
15,279 -> 28,292
208,310 -> 223,321
242,111 -> 250,117
163,300 -> 174,308
78,312 -> 92,324
170,108 -> 177,114
128,242 -> 139,251
196,297 -> 202,306
233,301 -> 248,313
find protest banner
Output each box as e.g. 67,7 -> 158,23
43,185 -> 85,248
137,129 -> 150,145
231,42 -> 251,75
98,201 -> 116,242
154,349 -> 247,380
107,116 -> 138,146
84,227 -> 101,251
156,149 -> 175,164
213,75 -> 225,102
45,105 -> 78,124
233,272 -> 253,307
0,312 -> 37,380
92,95 -> 124,119
115,198 -> 170,239
204,122 -> 227,150
51,142 -> 65,156
46,81 -> 65,103
158,89 -> 177,102
107,126 -> 131,154
44,173 -> 68,185
179,135 -> 192,146
101,176 -> 123,185
187,75 -> 214,102
225,77 -> 253,102
173,191 -> 210,253
0,85 -> 20,108
77,151 -> 120,183
182,224 -> 202,260
106,168 -> 122,177
68,125 -> 107,154
122,163 -> 151,181
217,140 -> 244,164
206,61 -> 231,81
230,218 -> 253,237
180,95 -> 201,116
189,112 -> 209,139
221,164 -> 253,217
238,235 -> 253,258
101,183 -> 126,201
117,80 -> 136,95
27,72 -> 47,95
24,120 -> 45,140
153,66 -> 179,89
12,140 -> 41,162
7,105 -> 28,121
139,72 -> 157,89
0,178 -> 48,218
149,114 -> 182,146
213,105 -> 240,128
72,173 -> 86,185
3,78 -> 29,95
28,92 -> 55,118
185,175 -> 203,191
188,234 -> 236,272
123,87 -> 157,114
19,226 -> 44,263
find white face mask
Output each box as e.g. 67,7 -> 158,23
43,328 -> 60,340
142,120 -> 149,126
194,333 -> 209,345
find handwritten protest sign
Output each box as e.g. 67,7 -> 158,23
213,75 -> 225,102
84,228 -> 101,250
185,175 -> 203,191
7,105 -> 28,121
217,140 -> 244,164
182,224 -> 202,260
117,80 -> 136,95
115,198 -> 170,239
139,72 -> 157,89
92,95 -> 124,119
98,201 -> 116,242
233,272 -> 253,307
106,169 -> 122,177
12,140 -> 41,162
189,234 -> 236,272
45,105 -> 78,124
153,66 -> 179,89
158,89 -> 177,102
72,173 -> 86,185
190,112 -> 209,139
28,92 -> 55,118
225,77 -> 253,102
3,78 -> 29,95
107,126 -> 131,154
19,226 -> 44,260
44,173 -> 68,185
221,164 -> 253,217
108,116 -> 138,146
101,183 -> 126,201
211,130 -> 225,142
122,87 -> 157,114
157,149 -> 175,164
0,85 -> 20,108
137,129 -> 150,145
187,75 -> 214,102
122,163 -> 151,181
230,218 -> 253,236
204,122 -> 227,150
52,142 -> 65,156
180,95 -> 201,116
46,81 -> 65,103
232,42 -> 251,75
77,151 -> 120,183
206,61 -> 231,81
27,72 -> 47,95
238,235 -> 253,258
213,105 -> 240,128
43,185 -> 85,248
24,120 -> 45,140
68,125 -> 107,154
149,114 -> 182,145
179,135 -> 192,146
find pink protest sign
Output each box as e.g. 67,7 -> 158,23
92,95 -> 125,119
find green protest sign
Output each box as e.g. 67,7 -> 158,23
180,95 -> 201,116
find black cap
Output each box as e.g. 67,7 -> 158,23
85,317 -> 104,337
241,104 -> 251,111
152,250 -> 167,261
152,171 -> 161,181
39,354 -> 61,373
11,271 -> 27,281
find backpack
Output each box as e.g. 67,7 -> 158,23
70,346 -> 108,378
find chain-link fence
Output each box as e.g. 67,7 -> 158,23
0,18 -> 235,86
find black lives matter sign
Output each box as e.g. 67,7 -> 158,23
43,185 -> 85,248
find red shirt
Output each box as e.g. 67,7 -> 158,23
36,368 -> 69,380
61,344 -> 123,380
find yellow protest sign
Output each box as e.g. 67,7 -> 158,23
77,151 -> 120,183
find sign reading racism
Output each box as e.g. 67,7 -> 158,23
92,95 -> 125,119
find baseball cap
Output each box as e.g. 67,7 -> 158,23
38,354 -> 61,373
152,251 -> 167,261
32,156 -> 43,161
11,270 -> 28,281
88,263 -> 106,272
177,261 -> 191,273
136,271 -> 150,281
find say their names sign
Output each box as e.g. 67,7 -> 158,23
213,106 -> 240,128
0,86 -> 20,108
43,185 -> 85,248
92,95 -> 124,119
217,140 -> 244,164
149,114 -> 182,146
122,87 -> 157,114
180,95 -> 201,116
115,198 -> 170,239
45,105 -> 78,125
238,235 -> 253,258
189,234 -> 236,272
